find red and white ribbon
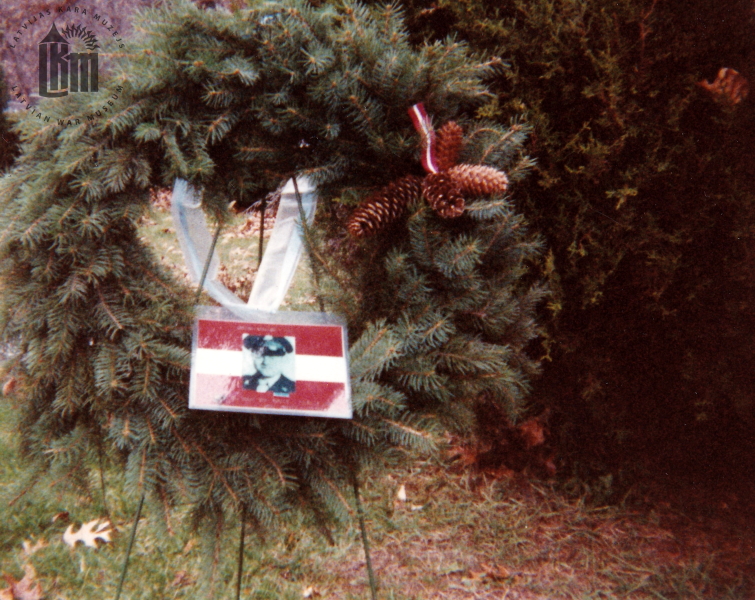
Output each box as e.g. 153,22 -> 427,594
408,103 -> 438,174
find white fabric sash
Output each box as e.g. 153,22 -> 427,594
171,177 -> 317,316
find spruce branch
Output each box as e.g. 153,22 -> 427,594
349,320 -> 403,382
0,0 -> 547,564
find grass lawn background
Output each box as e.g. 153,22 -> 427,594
0,195 -> 753,599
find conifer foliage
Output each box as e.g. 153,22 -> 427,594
347,117 -> 512,232
394,0 -> 755,482
309,117 -> 545,439
0,0 -> 544,575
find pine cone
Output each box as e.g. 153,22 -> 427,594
423,172 -> 465,218
347,175 -> 423,237
435,121 -> 464,171
447,164 -> 509,197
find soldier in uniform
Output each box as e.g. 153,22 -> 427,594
242,335 -> 295,395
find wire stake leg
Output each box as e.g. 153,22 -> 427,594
235,508 -> 246,600
114,492 -> 145,600
194,221 -> 223,303
352,473 -> 378,600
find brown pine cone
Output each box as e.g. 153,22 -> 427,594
423,172 -> 465,218
447,164 -> 509,197
347,175 -> 423,237
435,121 -> 464,171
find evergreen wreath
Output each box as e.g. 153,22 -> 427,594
0,0 -> 545,576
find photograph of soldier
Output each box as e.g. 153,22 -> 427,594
241,335 -> 296,396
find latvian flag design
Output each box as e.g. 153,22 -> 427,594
189,310 -> 352,419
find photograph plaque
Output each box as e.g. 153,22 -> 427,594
189,307 -> 352,419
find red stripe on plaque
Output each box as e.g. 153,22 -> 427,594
197,319 -> 344,356
191,315 -> 351,418
193,374 -> 346,412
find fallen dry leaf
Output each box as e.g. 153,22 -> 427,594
51,512 -> 69,524
182,539 -> 197,555
63,519 -> 113,549
21,539 -> 47,557
446,442 -> 479,467
518,417 -> 546,449
482,563 -> 512,581
170,571 -> 193,589
2,377 -> 17,396
699,68 -> 749,106
396,484 -> 407,502
1,565 -> 44,600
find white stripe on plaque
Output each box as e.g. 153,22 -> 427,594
195,350 -> 243,374
194,349 -> 348,383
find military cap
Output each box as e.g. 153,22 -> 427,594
243,335 -> 293,356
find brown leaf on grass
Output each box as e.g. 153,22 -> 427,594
50,512 -> 69,525
446,440 -> 479,467
217,263 -> 253,300
480,464 -> 516,480
150,188 -> 172,211
1,565 -> 44,600
170,571 -> 193,589
468,563 -> 512,582
21,539 -> 47,557
182,539 -> 197,555
2,378 -> 17,396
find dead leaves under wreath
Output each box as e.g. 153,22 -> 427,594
62,518 -> 114,549
0,565 -> 43,600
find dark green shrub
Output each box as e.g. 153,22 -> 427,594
393,0 -> 755,485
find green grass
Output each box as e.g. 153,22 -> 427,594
1,389 -> 752,600
137,191 -> 319,312
1,197 -> 753,599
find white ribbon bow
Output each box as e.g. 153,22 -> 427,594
171,177 -> 317,316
